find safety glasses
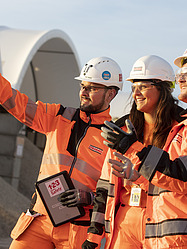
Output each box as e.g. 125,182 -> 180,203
131,82 -> 156,93
175,67 -> 187,84
80,83 -> 108,93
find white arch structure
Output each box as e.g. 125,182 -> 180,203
0,26 -> 81,107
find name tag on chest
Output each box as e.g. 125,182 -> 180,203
129,187 -> 141,206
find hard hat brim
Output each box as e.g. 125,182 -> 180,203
74,76 -> 123,90
125,75 -> 165,82
75,76 -> 108,85
174,55 -> 187,68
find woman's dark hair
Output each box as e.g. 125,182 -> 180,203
129,80 -> 179,149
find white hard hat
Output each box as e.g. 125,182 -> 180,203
75,57 -> 123,90
126,55 -> 175,87
174,49 -> 187,68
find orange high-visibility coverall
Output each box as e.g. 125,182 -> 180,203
133,113 -> 187,249
86,116 -> 184,248
100,112 -> 187,249
86,121 -> 157,248
87,149 -> 148,249
0,74 -> 112,249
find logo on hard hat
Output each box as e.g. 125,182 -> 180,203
134,67 -> 143,71
102,71 -> 111,80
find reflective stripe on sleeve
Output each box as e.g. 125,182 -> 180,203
140,146 -> 164,180
2,88 -> 17,110
25,98 -> 37,126
105,220 -> 110,233
96,179 -> 109,190
145,219 -> 187,238
179,156 -> 187,170
91,211 -> 105,224
108,184 -> 115,197
3,90 -> 37,127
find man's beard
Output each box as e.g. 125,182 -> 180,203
80,97 -> 106,113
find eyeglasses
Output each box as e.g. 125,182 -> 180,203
80,83 -> 108,93
131,82 -> 156,93
175,67 -> 187,83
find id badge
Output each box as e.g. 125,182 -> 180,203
129,187 -> 141,206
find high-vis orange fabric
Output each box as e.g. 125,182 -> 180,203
135,113 -> 187,249
109,205 -> 146,249
0,74 -> 112,249
10,212 -> 102,249
86,122 -> 150,249
86,117 -> 183,249
10,213 -> 70,249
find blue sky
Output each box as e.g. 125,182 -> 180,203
0,0 -> 186,105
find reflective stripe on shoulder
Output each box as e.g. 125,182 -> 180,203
62,107 -> 77,121
145,219 -> 187,238
140,146 -> 164,180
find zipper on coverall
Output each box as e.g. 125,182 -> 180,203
69,116 -> 91,176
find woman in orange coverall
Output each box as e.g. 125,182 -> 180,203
98,51 -> 187,249
82,55 -> 184,249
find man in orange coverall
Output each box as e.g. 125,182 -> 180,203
100,49 -> 187,249
0,56 -> 123,249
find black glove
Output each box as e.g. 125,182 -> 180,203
82,240 -> 98,249
101,119 -> 137,154
58,189 -> 94,207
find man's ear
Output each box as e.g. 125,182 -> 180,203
108,88 -> 117,102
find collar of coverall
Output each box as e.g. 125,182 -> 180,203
80,107 -> 111,125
